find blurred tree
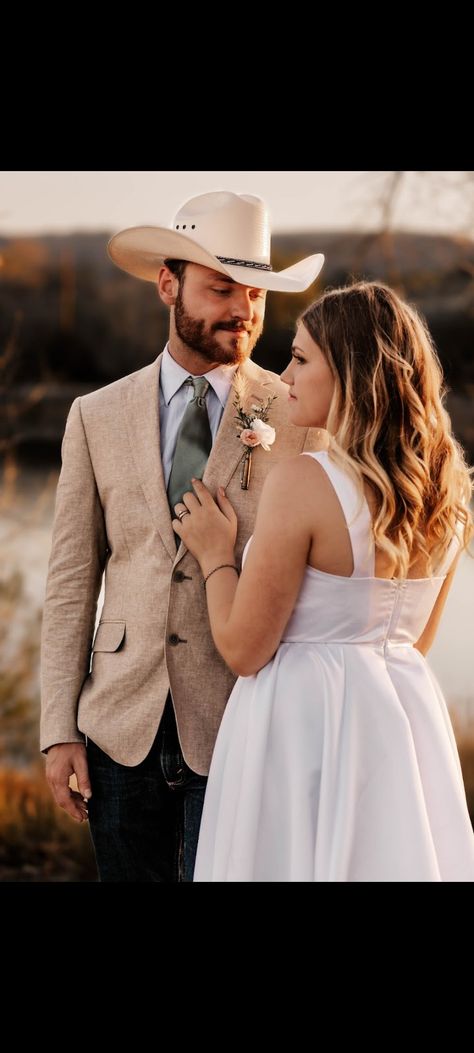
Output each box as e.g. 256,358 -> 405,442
351,171 -> 474,238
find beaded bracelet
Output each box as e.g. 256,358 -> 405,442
203,564 -> 240,588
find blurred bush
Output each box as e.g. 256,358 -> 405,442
0,767 -> 96,881
0,567 -> 96,880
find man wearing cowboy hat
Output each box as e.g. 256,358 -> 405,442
40,190 -> 324,881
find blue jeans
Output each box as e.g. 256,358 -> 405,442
86,693 -> 207,882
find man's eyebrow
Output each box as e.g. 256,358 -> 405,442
208,272 -> 235,283
208,270 -> 265,294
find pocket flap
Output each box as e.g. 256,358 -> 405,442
92,621 -> 126,652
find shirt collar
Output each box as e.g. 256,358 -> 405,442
160,343 -> 237,409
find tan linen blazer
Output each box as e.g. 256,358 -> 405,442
40,352 -> 320,773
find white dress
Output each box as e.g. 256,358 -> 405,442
194,451 -> 474,882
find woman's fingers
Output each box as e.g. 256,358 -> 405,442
174,504 -> 191,524
216,487 -> 237,526
190,478 -> 217,505
173,481 -> 235,534
179,490 -> 201,512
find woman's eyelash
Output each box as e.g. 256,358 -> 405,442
291,353 -> 305,363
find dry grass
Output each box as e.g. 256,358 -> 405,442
457,734 -> 474,825
0,523 -> 98,880
0,765 -> 97,881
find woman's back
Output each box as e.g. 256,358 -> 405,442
255,450 -> 461,648
303,450 -> 458,583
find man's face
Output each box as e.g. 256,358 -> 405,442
173,263 -> 267,366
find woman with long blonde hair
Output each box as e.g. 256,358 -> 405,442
174,280 -> 474,881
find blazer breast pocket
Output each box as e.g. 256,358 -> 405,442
92,621 -> 126,652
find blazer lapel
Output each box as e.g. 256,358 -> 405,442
175,357 -> 274,562
202,357 -> 272,491
123,353 -> 276,566
122,353 -> 177,561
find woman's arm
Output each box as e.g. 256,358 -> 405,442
413,551 -> 461,655
175,458 -> 314,676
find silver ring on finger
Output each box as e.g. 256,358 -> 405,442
177,508 -> 190,521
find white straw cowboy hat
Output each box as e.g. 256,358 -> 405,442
107,190 -> 324,293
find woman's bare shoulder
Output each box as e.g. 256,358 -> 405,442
259,454 -> 334,520
264,452 -> 331,490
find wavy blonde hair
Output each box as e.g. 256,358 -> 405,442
300,281 -> 473,579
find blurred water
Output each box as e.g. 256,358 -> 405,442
1,468 -> 473,732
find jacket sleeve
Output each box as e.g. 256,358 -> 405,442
40,397 -> 108,753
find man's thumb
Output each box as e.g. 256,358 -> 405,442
76,760 -> 92,799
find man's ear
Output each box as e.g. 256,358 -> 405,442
157,265 -> 178,307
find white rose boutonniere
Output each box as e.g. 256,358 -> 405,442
233,375 -> 277,489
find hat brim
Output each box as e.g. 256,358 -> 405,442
107,226 -> 324,293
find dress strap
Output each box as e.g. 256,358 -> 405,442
302,451 -> 375,577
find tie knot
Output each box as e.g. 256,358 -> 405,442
189,376 -> 210,403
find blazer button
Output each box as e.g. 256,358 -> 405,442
173,569 -> 192,582
168,633 -> 186,646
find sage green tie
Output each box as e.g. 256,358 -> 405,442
167,376 -> 212,516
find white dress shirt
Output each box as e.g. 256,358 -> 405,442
159,343 -> 237,487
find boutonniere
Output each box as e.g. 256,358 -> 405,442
232,374 -> 277,489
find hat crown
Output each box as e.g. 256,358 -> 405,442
171,191 -> 271,265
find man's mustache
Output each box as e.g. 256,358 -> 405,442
214,322 -> 253,332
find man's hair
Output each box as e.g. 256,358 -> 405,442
164,259 -> 187,282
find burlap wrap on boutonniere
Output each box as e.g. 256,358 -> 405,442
232,374 -> 277,490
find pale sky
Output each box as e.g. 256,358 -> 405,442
0,171 -> 472,237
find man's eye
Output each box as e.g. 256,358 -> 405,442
213,288 -> 231,295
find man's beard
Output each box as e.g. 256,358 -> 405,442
174,285 -> 263,365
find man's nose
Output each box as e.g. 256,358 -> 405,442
230,291 -> 254,320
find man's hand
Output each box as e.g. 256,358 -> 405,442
45,742 -> 92,823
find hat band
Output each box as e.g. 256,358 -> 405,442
216,256 -> 272,272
